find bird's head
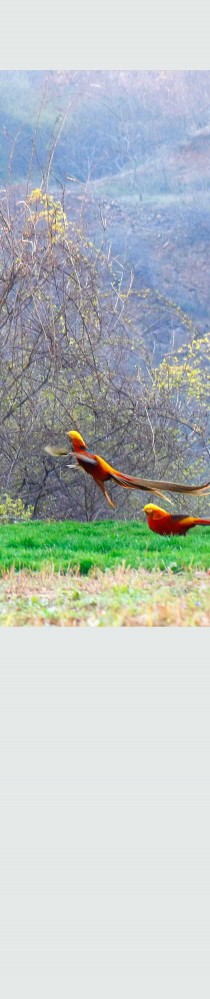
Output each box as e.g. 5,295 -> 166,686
144,503 -> 166,516
67,430 -> 87,452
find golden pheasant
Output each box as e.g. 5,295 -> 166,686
45,430 -> 210,510
144,502 -> 210,536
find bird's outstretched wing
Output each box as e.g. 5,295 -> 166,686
44,447 -> 98,465
44,445 -> 69,456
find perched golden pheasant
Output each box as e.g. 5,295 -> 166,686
144,502 -> 210,536
45,430 -> 210,510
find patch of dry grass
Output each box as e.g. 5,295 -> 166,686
1,565 -> 210,626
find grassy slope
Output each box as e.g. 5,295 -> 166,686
1,519 -> 210,575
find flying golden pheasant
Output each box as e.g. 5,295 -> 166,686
144,502 -> 210,536
45,430 -> 210,509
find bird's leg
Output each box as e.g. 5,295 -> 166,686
96,479 -> 116,509
104,487 -> 116,510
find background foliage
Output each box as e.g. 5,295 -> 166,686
1,72 -> 210,521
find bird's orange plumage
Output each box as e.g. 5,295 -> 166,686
144,503 -> 210,536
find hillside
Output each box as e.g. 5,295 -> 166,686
1,70 -> 210,328
1,70 -> 210,185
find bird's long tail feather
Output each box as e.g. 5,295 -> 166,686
110,468 -> 210,499
110,473 -> 171,503
195,517 -> 210,525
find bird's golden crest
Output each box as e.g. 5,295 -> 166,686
144,503 -> 167,515
67,430 -> 86,448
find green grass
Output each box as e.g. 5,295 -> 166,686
1,521 -> 210,625
1,519 -> 210,574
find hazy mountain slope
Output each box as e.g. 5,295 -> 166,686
1,70 -> 210,329
1,70 -> 210,185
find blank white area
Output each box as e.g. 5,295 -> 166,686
0,631 -> 210,997
1,2 -> 209,70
